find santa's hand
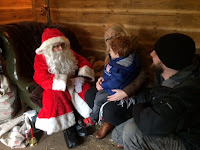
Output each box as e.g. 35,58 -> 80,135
73,77 -> 85,93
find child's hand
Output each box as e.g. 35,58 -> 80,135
96,77 -> 104,91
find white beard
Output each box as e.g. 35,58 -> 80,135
43,47 -> 78,77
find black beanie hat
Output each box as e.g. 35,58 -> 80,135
154,33 -> 196,70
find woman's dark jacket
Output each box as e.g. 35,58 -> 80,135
132,60 -> 200,150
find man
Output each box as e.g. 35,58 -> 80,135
112,33 -> 200,150
33,28 -> 95,148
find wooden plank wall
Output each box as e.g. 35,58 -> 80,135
0,0 -> 33,25
34,0 -> 200,59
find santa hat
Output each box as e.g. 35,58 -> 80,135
36,28 -> 70,54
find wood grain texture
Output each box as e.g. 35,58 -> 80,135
33,0 -> 200,58
0,0 -> 33,25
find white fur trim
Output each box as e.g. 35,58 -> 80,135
52,74 -> 67,91
35,112 -> 75,135
78,66 -> 95,82
36,36 -> 70,54
67,84 -> 92,118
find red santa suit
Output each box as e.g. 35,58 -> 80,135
34,28 -> 95,135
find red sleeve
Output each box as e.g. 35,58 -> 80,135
33,54 -> 54,90
71,50 -> 92,69
71,50 -> 95,81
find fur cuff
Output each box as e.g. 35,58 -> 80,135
52,74 -> 67,91
36,36 -> 70,54
35,112 -> 76,135
78,66 -> 95,81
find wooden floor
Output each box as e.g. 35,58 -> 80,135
0,125 -> 119,150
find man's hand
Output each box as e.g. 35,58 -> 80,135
72,77 -> 85,93
96,77 -> 104,91
107,89 -> 128,101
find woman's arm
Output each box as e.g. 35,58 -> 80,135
107,69 -> 148,101
123,69 -> 148,97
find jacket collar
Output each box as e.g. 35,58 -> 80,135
109,52 -> 135,67
160,62 -> 200,88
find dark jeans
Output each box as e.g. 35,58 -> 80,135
85,86 -> 132,126
90,90 -> 110,122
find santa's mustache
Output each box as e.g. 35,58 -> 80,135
43,48 -> 78,76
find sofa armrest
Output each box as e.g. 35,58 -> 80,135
16,78 -> 41,112
16,79 -> 38,93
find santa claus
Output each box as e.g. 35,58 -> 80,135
33,28 -> 95,148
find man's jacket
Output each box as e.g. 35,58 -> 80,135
132,59 -> 200,150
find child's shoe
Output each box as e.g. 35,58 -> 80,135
78,117 -> 95,128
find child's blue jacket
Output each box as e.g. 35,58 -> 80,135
102,52 -> 140,95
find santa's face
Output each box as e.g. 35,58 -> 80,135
43,45 -> 78,76
52,42 -> 66,52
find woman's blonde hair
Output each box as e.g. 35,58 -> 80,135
104,23 -> 130,62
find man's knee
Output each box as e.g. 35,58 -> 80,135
112,119 -> 128,146
123,118 -> 142,141
111,127 -> 119,141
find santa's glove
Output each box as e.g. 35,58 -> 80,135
72,77 -> 85,93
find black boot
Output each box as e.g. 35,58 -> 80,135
75,124 -> 88,137
63,126 -> 78,149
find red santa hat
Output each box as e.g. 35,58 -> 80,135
36,28 -> 70,54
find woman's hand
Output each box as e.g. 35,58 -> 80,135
107,89 -> 128,101
96,77 -> 104,91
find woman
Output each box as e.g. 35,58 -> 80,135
85,23 -> 151,139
